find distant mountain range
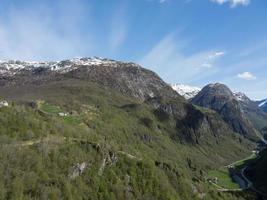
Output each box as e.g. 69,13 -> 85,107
172,83 -> 267,113
172,83 -> 267,133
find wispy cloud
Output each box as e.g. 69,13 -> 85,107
140,32 -> 224,83
109,6 -> 128,53
200,51 -> 225,68
146,0 -> 168,3
0,0 -> 93,61
210,0 -> 251,7
238,40 -> 267,57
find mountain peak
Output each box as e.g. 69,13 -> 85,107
191,83 -> 257,138
203,83 -> 234,97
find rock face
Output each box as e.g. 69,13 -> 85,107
191,83 -> 258,139
148,97 -> 239,144
0,57 -> 179,101
65,63 -> 179,101
69,162 -> 87,179
233,93 -> 267,130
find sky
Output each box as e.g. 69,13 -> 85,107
0,0 -> 266,99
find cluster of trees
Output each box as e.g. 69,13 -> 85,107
0,99 -> 255,200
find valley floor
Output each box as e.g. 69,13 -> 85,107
208,137 -> 267,199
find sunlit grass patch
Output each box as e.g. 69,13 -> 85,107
39,102 -> 62,114
208,168 -> 240,189
63,115 -> 82,125
232,153 -> 257,168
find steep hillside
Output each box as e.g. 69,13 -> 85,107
0,58 -> 257,199
0,58 -> 178,101
245,149 -> 267,196
234,93 -> 267,131
257,99 -> 267,113
191,83 -> 258,140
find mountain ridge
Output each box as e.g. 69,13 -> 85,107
0,57 -> 180,101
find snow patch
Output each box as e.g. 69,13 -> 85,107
0,57 -> 123,75
171,84 -> 201,99
259,100 -> 267,108
233,92 -> 251,102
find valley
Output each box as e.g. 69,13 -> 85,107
0,58 -> 265,199
0,0 -> 266,199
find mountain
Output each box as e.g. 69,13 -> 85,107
170,82 -> 267,133
191,83 -> 258,140
171,84 -> 200,99
0,58 -> 178,101
0,58 -> 241,144
232,92 -> 267,131
0,58 -> 256,199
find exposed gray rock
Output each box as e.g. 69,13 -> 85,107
191,83 -> 258,139
69,162 -> 87,179
0,57 -> 180,101
98,151 -> 117,176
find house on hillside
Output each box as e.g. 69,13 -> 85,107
58,112 -> 68,117
0,100 -> 8,108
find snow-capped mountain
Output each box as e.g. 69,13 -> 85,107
0,57 -> 134,76
0,57 -> 178,101
171,84 -> 201,99
191,83 -> 258,137
233,92 -> 267,113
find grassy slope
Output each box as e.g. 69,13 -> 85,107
0,79 -> 256,200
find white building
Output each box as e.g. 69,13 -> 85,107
0,100 -> 8,107
58,112 -> 68,117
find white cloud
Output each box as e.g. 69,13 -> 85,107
210,0 -> 250,7
197,51 -> 225,68
208,51 -> 225,59
237,72 -> 256,80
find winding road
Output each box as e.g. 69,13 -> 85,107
213,137 -> 267,198
237,137 -> 267,198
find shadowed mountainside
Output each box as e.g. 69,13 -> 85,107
191,83 -> 258,140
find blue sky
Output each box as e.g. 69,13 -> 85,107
0,0 -> 266,99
